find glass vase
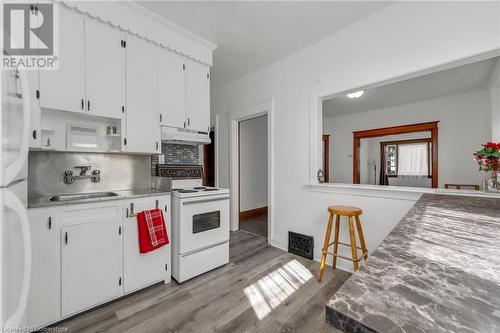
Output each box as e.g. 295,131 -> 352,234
485,171 -> 500,192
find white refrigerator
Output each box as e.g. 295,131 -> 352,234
0,65 -> 32,329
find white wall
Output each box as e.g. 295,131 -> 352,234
324,89 -> 491,187
490,59 -> 500,142
239,116 -> 268,211
212,1 -> 500,271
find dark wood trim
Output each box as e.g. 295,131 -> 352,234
203,130 -> 215,187
322,135 -> 330,182
431,127 -> 438,188
353,122 -> 439,188
239,206 -> 268,219
445,184 -> 480,191
353,137 -> 360,184
380,138 -> 431,146
353,121 -> 439,139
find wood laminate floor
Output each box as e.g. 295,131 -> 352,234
239,213 -> 268,239
56,231 -> 350,333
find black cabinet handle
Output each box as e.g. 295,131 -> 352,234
156,142 -> 159,151
48,217 -> 52,230
81,99 -> 84,110
159,114 -> 163,122
32,130 -> 37,140
64,232 -> 68,244
87,100 -> 91,111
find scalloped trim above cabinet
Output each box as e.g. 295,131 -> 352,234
58,0 -> 216,66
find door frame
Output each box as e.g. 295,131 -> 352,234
229,99 -> 274,244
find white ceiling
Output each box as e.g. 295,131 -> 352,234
136,1 -> 393,89
323,57 -> 499,118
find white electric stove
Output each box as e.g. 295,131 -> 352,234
157,165 -> 230,283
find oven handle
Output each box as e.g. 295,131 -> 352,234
182,197 -> 229,205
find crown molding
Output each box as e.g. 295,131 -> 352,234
125,1 -> 217,51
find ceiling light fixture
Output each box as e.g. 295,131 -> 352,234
347,90 -> 364,99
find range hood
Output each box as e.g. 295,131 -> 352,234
161,126 -> 211,145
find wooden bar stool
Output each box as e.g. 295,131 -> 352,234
318,205 -> 368,282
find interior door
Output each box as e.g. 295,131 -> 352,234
85,18 -> 125,119
125,35 -> 160,154
123,196 -> 170,293
186,61 -> 210,133
60,204 -> 122,317
158,49 -> 186,128
39,6 -> 85,113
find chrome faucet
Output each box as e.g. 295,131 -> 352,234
64,166 -> 101,184
76,165 -> 92,176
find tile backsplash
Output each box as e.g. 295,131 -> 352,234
151,143 -> 201,174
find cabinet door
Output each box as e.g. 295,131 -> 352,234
85,18 -> 125,119
60,203 -> 123,317
125,35 -> 160,154
186,61 -> 210,133
158,49 -> 186,128
39,6 -> 85,113
28,71 -> 41,148
123,196 -> 171,293
25,208 -> 60,327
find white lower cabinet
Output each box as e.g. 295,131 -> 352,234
24,208 -> 59,328
123,196 -> 171,293
25,194 -> 171,328
60,202 -> 123,317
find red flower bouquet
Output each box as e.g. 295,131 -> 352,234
474,142 -> 500,191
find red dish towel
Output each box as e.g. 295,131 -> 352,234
137,208 -> 169,254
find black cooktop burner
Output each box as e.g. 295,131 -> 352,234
178,189 -> 198,193
172,188 -> 182,191
194,187 -> 206,190
204,188 -> 218,191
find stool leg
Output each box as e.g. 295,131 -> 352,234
318,213 -> 334,282
332,214 -> 340,269
348,216 -> 359,271
355,216 -> 368,261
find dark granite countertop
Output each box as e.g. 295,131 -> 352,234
326,193 -> 500,333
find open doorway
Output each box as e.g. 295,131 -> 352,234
238,115 -> 268,238
229,99 -> 273,244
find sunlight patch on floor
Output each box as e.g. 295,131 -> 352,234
243,259 -> 313,320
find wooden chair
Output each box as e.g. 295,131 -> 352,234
318,206 -> 368,282
444,184 -> 480,191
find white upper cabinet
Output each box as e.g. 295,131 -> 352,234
125,35 -> 160,154
158,49 -> 186,129
36,7 -> 211,152
39,7 -> 85,113
84,18 -> 125,119
186,60 -> 210,133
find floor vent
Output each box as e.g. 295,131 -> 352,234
288,231 -> 314,260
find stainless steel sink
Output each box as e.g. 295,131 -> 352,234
48,192 -> 119,202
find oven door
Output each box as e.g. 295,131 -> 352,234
178,194 -> 229,255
